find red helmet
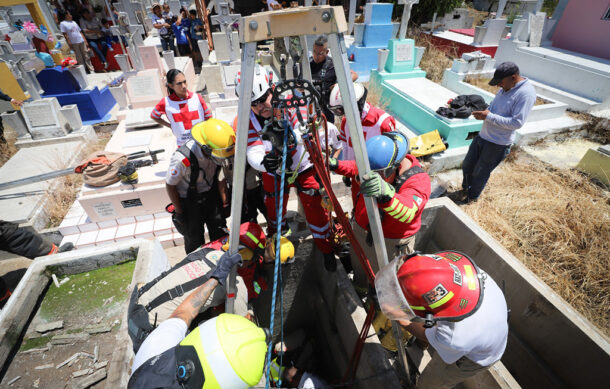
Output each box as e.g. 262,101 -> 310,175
375,251 -> 484,327
221,222 -> 266,261
238,222 -> 266,252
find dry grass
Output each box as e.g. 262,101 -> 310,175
45,131 -> 113,228
566,111 -> 610,144
464,76 -> 548,105
461,150 -> 610,336
413,31 -> 455,83
467,5 -> 489,28
0,131 -> 18,168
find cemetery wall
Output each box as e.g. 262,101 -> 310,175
551,0 -> 610,60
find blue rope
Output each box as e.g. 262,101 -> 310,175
264,119 -> 289,388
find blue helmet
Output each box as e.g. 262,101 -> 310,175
366,132 -> 410,173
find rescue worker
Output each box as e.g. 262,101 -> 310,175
234,65 -> 337,271
309,34 -> 358,123
166,119 -> 234,254
0,220 -> 73,308
375,251 -> 509,388
129,251 -> 268,388
151,69 -> 212,147
328,132 -> 431,292
128,222 -> 295,352
328,82 -> 396,205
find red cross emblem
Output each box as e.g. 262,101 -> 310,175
172,103 -> 200,130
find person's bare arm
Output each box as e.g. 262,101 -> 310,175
62,32 -> 71,46
350,70 -> 358,82
152,116 -> 171,128
398,319 -> 428,342
332,148 -> 342,159
170,278 -> 219,326
166,184 -> 183,214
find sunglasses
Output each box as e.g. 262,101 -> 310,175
251,90 -> 271,107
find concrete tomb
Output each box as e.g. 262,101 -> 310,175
125,69 -> 165,109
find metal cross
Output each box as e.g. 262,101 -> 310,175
210,0 -> 240,62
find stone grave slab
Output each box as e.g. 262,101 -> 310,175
125,107 -> 158,129
0,140 -> 85,226
478,18 -> 507,46
78,121 -> 176,222
138,45 -> 165,74
20,98 -> 70,139
212,31 -> 240,63
213,105 -> 238,125
528,12 -> 546,47
199,64 -> 224,94
125,69 -> 164,109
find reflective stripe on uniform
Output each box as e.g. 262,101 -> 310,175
429,291 -> 454,309
464,265 -> 476,291
197,318 -> 250,388
383,197 -> 419,224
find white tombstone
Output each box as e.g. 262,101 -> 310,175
199,64 -> 224,94
528,12 -> 546,47
511,18 -> 529,42
125,107 -> 158,129
20,98 -> 70,139
0,111 -> 30,139
211,0 -> 241,62
163,50 -> 176,70
212,31 -> 240,63
478,18 -> 508,46
125,69 -> 165,108
59,105 -> 83,131
68,65 -> 90,90
198,40 -> 210,63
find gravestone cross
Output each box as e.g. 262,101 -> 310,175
397,0 -> 419,40
496,0 -> 508,18
211,0 -> 240,62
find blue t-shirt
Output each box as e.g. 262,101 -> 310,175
479,78 -> 537,146
189,18 -> 204,41
172,23 -> 189,45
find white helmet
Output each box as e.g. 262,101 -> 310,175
235,64 -> 272,101
328,82 -> 366,116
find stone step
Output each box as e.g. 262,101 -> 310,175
529,79 -> 600,112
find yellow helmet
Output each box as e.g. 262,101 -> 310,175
179,313 -> 268,388
191,119 -> 236,165
266,236 -> 295,264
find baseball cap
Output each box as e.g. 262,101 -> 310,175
489,62 -> 520,86
151,2 -> 161,10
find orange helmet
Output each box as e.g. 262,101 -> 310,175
375,251 -> 484,327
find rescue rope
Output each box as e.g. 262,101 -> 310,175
264,118 -> 289,389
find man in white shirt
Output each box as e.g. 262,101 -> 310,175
375,251 -> 509,388
58,9 -> 93,72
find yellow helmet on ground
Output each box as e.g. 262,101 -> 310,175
191,119 -> 236,165
266,236 -> 295,264
179,313 -> 268,388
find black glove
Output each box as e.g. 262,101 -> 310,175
262,152 -> 281,173
342,176 -> 351,187
172,212 -> 187,235
210,252 -> 243,286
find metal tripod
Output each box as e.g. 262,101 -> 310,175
225,5 -> 411,384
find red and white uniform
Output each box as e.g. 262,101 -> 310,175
339,102 -> 396,205
232,111 -> 333,254
151,91 -> 212,147
339,102 -> 396,161
335,155 -> 431,240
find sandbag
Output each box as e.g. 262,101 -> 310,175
79,151 -> 127,187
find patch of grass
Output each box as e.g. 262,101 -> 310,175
20,334 -> 53,351
413,30 -> 455,83
566,111 -> 610,144
462,151 -> 610,336
39,260 -> 135,322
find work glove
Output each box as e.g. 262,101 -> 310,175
360,171 -> 395,203
210,251 -> 243,286
262,152 -> 281,173
327,156 -> 338,171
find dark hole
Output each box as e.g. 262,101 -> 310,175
466,131 -> 478,140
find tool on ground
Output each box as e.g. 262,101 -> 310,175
0,149 -> 165,191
